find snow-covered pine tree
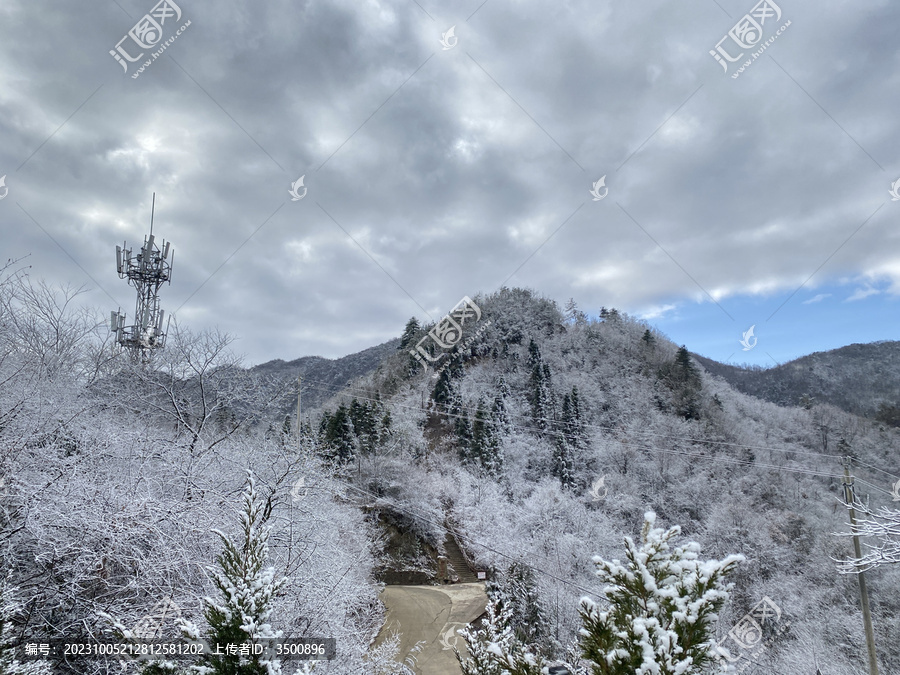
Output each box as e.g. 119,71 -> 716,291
167,470 -> 304,675
527,340 -> 555,432
399,317 -> 420,350
453,393 -> 473,462
280,415 -> 293,447
0,573 -> 52,675
468,396 -> 503,478
470,397 -> 489,468
319,404 -> 356,464
662,346 -> 702,421
492,376 -> 511,434
564,299 -> 586,326
552,436 -> 576,489
454,585 -> 542,675
579,512 -> 743,675
501,563 -> 547,649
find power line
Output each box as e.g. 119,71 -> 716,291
853,477 -> 894,498
853,459 -> 900,482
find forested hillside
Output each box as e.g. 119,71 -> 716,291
251,339 -> 401,416
315,288 -> 900,674
1,271 -> 898,674
693,342 -> 900,422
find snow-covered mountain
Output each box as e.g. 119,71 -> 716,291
3,281 -> 898,674
694,341 -> 900,420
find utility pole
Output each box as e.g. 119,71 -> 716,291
842,456 -> 879,675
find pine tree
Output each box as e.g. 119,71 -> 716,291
454,588 -> 542,675
470,396 -> 502,477
183,471 -> 289,675
319,405 -> 356,464
280,415 -> 293,447
527,341 -> 555,431
527,339 -> 541,369
502,563 -> 546,648
569,386 -> 583,444
491,394 -> 510,436
399,317 -> 420,350
564,299 -> 586,325
348,398 -> 377,455
470,397 -> 489,468
452,393 -> 473,461
432,366 -> 454,408
578,512 -> 743,675
552,436 -> 575,489
664,346 -> 702,421
641,329 -> 655,347
0,573 -> 52,675
379,410 -> 393,444
491,376 -> 511,435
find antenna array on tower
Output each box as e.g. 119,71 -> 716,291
110,193 -> 173,362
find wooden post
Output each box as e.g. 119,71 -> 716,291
842,457 -> 879,675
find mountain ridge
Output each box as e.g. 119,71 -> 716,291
692,340 -> 900,418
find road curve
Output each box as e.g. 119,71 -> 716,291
374,583 -> 488,675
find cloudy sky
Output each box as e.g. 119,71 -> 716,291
1,0 -> 898,367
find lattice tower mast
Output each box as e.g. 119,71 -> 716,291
110,193 -> 173,363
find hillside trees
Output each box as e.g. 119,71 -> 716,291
465,396 -> 503,477
318,397 -> 393,465
96,322 -> 289,457
659,346 -> 703,420
874,402 -> 900,428
399,318 -> 420,351
0,573 -> 53,675
528,339 -> 555,431
552,387 -> 585,489
472,513 -> 742,675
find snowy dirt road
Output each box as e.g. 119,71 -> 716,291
374,583 -> 488,675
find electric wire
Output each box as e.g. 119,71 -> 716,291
852,458 -> 900,482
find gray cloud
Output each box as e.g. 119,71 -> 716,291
1,0 -> 897,364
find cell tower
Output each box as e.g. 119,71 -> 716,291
110,193 -> 174,363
